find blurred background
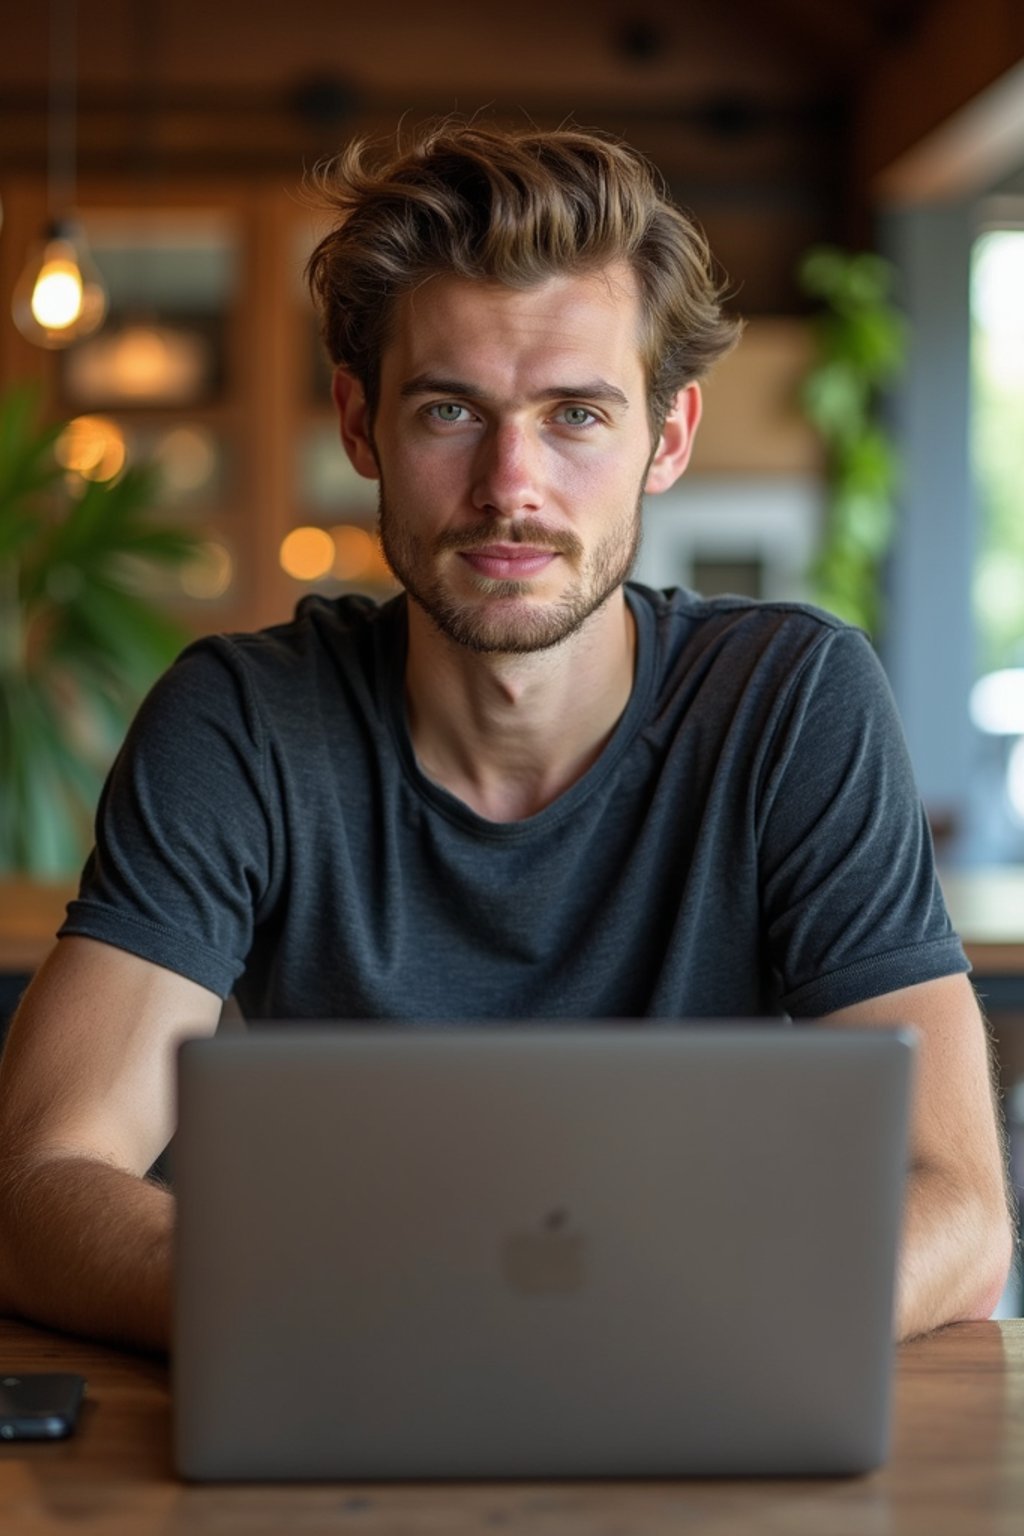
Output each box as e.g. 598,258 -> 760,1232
1,0 -> 1024,1301
3,0 -> 1024,862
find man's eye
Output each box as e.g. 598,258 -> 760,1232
429,403 -> 468,423
558,406 -> 596,427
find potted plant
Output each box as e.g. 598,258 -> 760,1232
797,246 -> 908,638
0,386 -> 199,876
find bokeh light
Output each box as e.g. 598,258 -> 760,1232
55,415 -> 126,482
155,425 -> 217,495
280,525 -> 335,581
330,523 -> 376,580
180,540 -> 234,600
969,669 -> 1024,735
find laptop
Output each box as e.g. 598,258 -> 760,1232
173,1024 -> 914,1481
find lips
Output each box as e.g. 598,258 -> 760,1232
459,545 -> 558,581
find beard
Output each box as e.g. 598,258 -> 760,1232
377,486 -> 644,655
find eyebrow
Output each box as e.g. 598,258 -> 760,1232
399,374 -> 631,410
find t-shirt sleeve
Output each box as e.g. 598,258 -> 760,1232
59,638 -> 276,998
756,625 -> 968,1017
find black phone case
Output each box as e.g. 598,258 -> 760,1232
0,1373 -> 87,1440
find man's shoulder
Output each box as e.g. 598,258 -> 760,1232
206,591 -> 399,661
125,593 -> 403,760
173,592 -> 403,692
627,581 -> 866,678
627,580 -> 854,638
625,582 -> 889,750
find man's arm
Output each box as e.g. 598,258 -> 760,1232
0,936 -> 221,1353
824,973 -> 1016,1341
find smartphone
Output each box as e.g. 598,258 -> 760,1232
0,1374 -> 86,1440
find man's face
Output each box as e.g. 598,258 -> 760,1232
342,264 -> 681,654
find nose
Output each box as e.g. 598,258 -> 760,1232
471,422 -> 544,518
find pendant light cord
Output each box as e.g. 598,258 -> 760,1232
48,0 -> 77,223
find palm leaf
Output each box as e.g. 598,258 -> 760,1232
0,387 -> 64,508
0,673 -> 101,876
1,386 -> 201,875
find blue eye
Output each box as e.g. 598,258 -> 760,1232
560,407 -> 595,427
431,403 -> 467,423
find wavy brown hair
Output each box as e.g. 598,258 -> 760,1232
306,120 -> 742,435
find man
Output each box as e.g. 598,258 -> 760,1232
0,122 -> 1013,1353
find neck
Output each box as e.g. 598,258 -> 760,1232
403,590 -> 637,821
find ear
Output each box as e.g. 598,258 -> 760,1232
644,383 -> 702,495
332,368 -> 380,481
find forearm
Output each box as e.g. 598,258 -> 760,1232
895,1163 -> 1015,1341
0,1153 -> 173,1354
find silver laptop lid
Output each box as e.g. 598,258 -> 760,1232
174,1025 -> 913,1480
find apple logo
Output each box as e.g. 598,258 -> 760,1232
500,1208 -> 587,1294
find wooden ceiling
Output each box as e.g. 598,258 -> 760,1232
1,0 -> 1021,312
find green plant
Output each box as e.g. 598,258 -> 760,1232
0,387 -> 199,876
798,246 -> 908,637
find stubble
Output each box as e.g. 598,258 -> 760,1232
377,488 -> 644,655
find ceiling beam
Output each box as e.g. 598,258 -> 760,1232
855,0 -> 1024,201
872,56 -> 1024,202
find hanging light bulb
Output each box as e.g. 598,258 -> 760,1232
32,251 -> 81,328
13,0 -> 108,350
12,219 -> 107,348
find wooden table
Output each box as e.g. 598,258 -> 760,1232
1,1319 -> 1022,1534
0,880 -> 76,975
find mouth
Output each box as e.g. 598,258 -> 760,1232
457,545 -> 559,581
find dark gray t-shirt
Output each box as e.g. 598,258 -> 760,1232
60,584 -> 968,1020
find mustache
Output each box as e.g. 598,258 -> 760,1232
432,520 -> 584,560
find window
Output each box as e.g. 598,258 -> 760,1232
968,223 -> 1024,853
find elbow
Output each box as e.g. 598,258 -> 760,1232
899,1164 -> 1019,1337
962,1207 -> 1018,1322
